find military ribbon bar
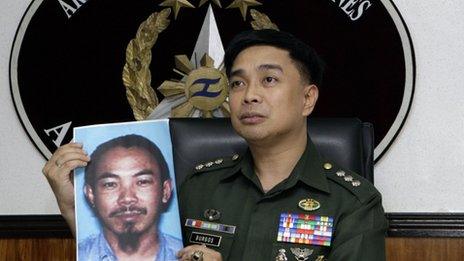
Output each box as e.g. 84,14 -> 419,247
276,213 -> 333,246
185,218 -> 236,234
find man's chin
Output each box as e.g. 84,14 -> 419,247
117,230 -> 142,252
120,221 -> 144,234
239,131 -> 270,144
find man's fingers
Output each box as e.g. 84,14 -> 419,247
53,147 -> 87,161
44,143 -> 88,176
54,152 -> 90,169
177,244 -> 221,261
44,159 -> 88,181
58,159 -> 88,172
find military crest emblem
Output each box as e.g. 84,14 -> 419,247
10,0 -> 414,160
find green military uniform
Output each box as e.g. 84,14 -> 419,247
179,138 -> 387,261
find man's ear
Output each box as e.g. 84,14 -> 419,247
302,84 -> 319,116
161,179 -> 172,204
84,184 -> 95,207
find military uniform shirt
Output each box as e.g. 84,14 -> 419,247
179,138 -> 388,261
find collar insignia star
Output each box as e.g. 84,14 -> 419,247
159,0 -> 195,19
226,0 -> 262,20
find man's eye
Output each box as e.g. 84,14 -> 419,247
263,77 -> 277,85
137,179 -> 153,186
102,182 -> 117,189
229,80 -> 244,88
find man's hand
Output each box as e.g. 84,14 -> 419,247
42,142 -> 90,235
177,244 -> 222,261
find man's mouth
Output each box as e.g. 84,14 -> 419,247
239,112 -> 266,124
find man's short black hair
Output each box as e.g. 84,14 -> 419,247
224,29 -> 324,86
84,134 -> 170,187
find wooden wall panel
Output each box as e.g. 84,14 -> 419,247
0,238 -> 75,261
0,237 -> 463,260
386,238 -> 464,261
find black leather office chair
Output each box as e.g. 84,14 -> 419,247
169,118 -> 374,188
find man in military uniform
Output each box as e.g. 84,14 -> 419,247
176,30 -> 387,261
43,29 -> 387,261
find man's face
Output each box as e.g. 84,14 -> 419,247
85,147 -> 171,237
228,45 -> 318,143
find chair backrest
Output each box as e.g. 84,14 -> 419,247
169,118 -> 374,187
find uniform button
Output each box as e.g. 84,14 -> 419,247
323,163 -> 333,170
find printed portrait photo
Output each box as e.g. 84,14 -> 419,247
73,119 -> 183,260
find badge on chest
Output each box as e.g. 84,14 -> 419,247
277,213 -> 333,247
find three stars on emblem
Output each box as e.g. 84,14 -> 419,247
159,0 -> 262,21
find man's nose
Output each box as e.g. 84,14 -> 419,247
117,186 -> 138,206
243,81 -> 262,104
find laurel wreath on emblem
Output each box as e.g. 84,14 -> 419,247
122,6 -> 278,120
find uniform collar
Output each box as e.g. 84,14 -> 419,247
220,137 -> 331,194
296,137 -> 331,193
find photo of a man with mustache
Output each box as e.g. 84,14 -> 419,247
78,134 -> 182,261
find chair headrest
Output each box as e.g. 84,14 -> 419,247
169,118 -> 373,186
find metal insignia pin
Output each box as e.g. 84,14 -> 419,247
275,249 -> 288,261
195,164 -> 204,171
336,170 -> 345,177
344,175 -> 353,182
290,248 -> 313,261
315,255 -> 325,261
298,198 -> 320,211
204,209 -> 221,221
214,158 -> 223,164
205,161 -> 214,167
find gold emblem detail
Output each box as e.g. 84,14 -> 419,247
226,0 -> 262,20
323,163 -> 333,170
158,54 -> 230,118
315,255 -> 325,261
250,9 -> 278,30
123,1 -> 279,120
159,0 -> 195,20
122,9 -> 171,120
185,67 -> 229,111
298,199 -> 320,212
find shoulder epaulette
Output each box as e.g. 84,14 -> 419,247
322,161 -> 378,204
192,153 -> 241,174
